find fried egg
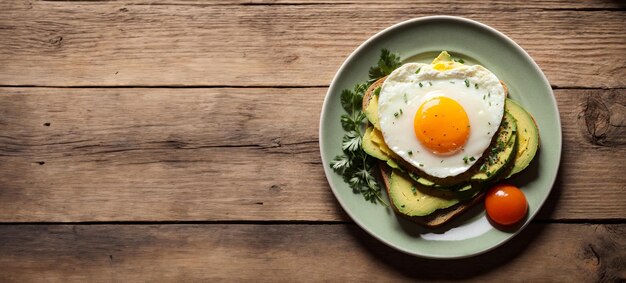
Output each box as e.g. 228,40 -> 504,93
378,62 -> 505,178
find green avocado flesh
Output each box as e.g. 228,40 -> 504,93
470,112 -> 518,182
364,92 -> 381,130
362,126 -> 388,161
504,98 -> 540,176
389,170 -> 460,216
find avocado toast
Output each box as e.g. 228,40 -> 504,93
360,52 -> 540,228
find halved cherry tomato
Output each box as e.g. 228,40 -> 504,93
485,184 -> 528,226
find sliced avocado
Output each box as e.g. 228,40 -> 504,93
364,92 -> 381,130
471,112 -> 518,182
362,126 -> 389,161
431,51 -> 452,64
389,170 -> 460,217
431,51 -> 463,71
369,127 -> 395,157
505,98 -> 540,177
386,159 -> 400,169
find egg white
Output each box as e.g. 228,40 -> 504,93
378,63 -> 505,178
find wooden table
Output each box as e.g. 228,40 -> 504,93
1,1 -> 624,281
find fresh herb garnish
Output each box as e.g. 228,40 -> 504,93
408,150 -> 413,156
464,79 -> 470,87
463,156 -> 469,164
428,81 -> 433,86
419,82 -> 423,88
368,49 -> 402,84
394,112 -> 399,118
332,49 -> 401,205
480,163 -> 488,172
469,156 -> 476,162
475,83 -> 479,89
403,93 -> 408,103
415,67 -> 421,74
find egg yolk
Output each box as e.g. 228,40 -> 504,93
413,97 -> 470,154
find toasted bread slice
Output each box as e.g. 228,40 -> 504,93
366,75 -> 506,227
379,161 -> 485,228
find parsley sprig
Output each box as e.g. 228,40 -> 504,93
368,49 -> 402,84
330,49 -> 401,205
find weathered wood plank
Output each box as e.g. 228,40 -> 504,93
85,0 -> 626,8
0,224 -> 623,282
0,87 -> 624,221
0,1 -> 624,87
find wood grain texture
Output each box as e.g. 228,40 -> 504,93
0,224 -> 624,282
0,87 -> 623,222
0,1 -> 624,87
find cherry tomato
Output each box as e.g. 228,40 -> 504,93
485,184 -> 528,226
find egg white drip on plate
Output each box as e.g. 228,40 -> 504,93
378,63 -> 505,178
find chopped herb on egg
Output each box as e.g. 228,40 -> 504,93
419,82 -> 423,88
415,67 -> 421,74
483,95 -> 486,100
399,108 -> 403,115
428,81 -> 433,86
403,93 -> 408,103
480,163 -> 487,172
488,92 -> 491,97
469,156 -> 476,162
419,163 -> 424,167
408,150 -> 413,156
463,156 -> 469,164
475,83 -> 479,89
411,186 -> 417,194
394,112 -> 399,118
464,79 -> 470,87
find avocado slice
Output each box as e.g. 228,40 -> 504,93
431,51 -> 463,71
362,126 -> 389,161
364,92 -> 381,130
431,51 -> 452,64
471,112 -> 518,182
505,98 -> 540,177
388,170 -> 460,216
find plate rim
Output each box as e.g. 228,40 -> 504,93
319,15 -> 562,259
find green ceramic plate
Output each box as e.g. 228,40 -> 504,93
319,16 -> 561,259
